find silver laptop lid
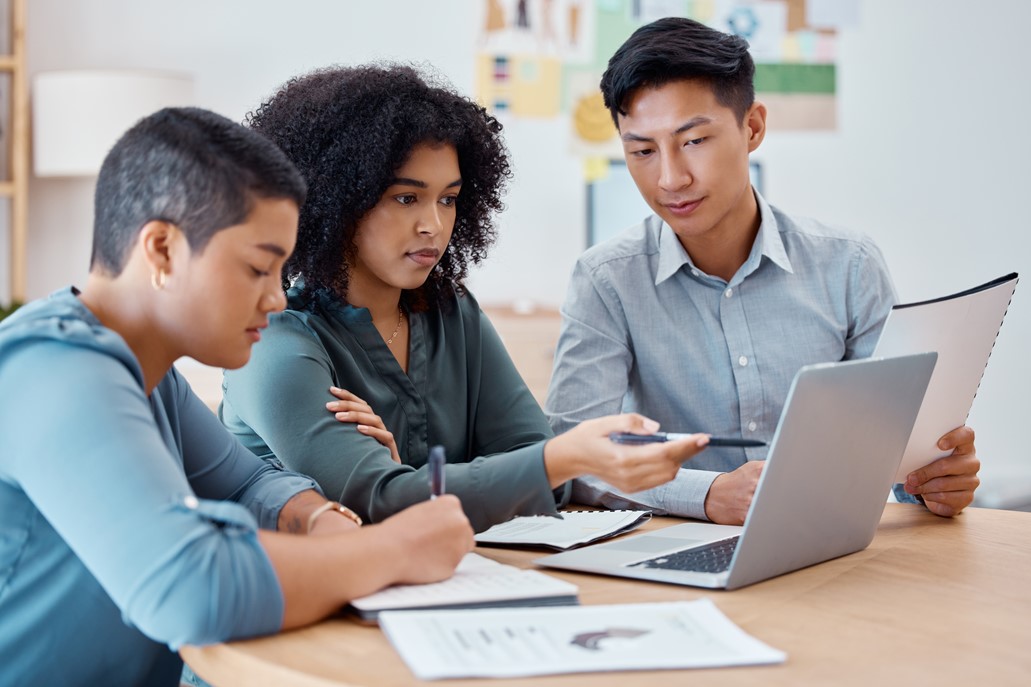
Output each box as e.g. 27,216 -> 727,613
724,352 -> 937,589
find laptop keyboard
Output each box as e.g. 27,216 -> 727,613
628,536 -> 740,574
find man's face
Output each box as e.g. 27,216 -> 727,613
618,79 -> 764,246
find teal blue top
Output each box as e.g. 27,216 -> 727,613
221,286 -> 566,532
0,288 -> 318,687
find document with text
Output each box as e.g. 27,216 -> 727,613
379,598 -> 786,680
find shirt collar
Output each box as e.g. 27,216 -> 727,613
654,189 -> 793,286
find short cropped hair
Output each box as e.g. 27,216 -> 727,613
91,107 -> 307,275
245,63 -> 512,310
600,16 -> 755,126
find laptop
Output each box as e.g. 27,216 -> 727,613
537,352 -> 937,590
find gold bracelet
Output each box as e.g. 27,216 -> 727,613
306,501 -> 363,533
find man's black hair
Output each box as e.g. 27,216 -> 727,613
600,16 -> 755,126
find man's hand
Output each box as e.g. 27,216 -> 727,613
904,425 -> 980,517
703,461 -> 765,525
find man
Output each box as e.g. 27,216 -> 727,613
545,17 -> 980,524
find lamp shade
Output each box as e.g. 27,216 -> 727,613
32,70 -> 194,177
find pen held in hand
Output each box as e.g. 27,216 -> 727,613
428,445 -> 446,499
609,432 -> 766,448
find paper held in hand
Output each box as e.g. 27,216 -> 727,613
379,598 -> 786,680
872,272 -> 1017,482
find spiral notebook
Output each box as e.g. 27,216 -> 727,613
474,510 -> 652,551
873,272 -> 1018,482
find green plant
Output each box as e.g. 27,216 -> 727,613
0,300 -> 23,322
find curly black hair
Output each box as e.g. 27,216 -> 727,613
246,63 -> 512,310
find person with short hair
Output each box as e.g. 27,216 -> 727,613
220,64 -> 710,532
0,107 -> 473,687
545,17 -> 980,524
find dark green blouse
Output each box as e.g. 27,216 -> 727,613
220,286 -> 566,532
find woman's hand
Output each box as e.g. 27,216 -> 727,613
543,413 -> 709,492
377,495 -> 475,584
326,386 -> 402,463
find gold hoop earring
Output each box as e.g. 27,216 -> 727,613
151,270 -> 166,291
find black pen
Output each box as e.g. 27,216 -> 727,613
609,432 -> 766,448
428,445 -> 446,499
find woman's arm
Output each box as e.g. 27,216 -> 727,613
222,314 -> 560,531
260,495 -> 473,629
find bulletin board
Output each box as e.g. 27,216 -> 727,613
475,0 -> 858,145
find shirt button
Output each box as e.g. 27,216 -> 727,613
747,421 -> 758,432
183,495 -> 199,509
738,356 -> 748,366
724,288 -> 733,298
691,269 -> 700,277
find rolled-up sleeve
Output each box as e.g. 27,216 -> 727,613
169,366 -> 319,529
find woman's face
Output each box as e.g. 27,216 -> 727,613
347,143 -> 461,300
168,196 -> 298,369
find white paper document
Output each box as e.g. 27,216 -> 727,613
474,510 -> 652,550
348,553 -> 578,620
872,273 -> 1017,481
379,598 -> 786,680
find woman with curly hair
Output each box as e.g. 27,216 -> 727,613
220,64 -> 709,532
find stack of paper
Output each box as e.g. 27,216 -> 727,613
348,553 -> 578,621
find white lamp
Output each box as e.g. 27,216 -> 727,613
32,70 -> 195,177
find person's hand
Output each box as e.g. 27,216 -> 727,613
903,425 -> 980,517
703,461 -> 765,525
544,413 -> 709,492
377,495 -> 474,585
326,386 -> 402,463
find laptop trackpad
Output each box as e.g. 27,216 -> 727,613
604,536 -> 705,553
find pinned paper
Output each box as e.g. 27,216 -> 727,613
583,156 -> 611,183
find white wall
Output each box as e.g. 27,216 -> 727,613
19,0 -> 1030,505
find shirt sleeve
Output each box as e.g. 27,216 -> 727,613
571,471 -> 719,520
222,313 -> 560,533
166,366 -> 319,530
469,308 -> 571,509
544,259 -> 714,518
545,258 -> 634,434
0,340 -> 286,648
844,236 -> 897,361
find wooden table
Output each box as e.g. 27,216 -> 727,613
182,505 -> 1031,686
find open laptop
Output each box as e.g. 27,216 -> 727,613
537,352 -> 937,590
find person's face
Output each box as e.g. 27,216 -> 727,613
619,79 -> 765,244
348,143 -> 461,299
171,196 -> 298,369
